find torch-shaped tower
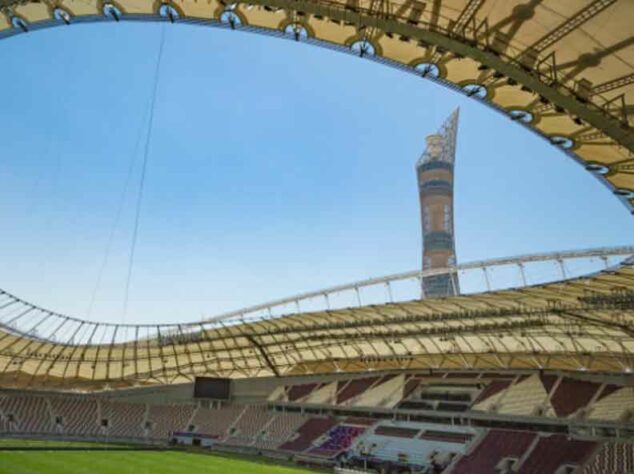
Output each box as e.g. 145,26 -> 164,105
416,108 -> 460,298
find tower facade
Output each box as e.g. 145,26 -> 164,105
416,108 -> 460,298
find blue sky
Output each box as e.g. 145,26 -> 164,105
0,22 -> 632,324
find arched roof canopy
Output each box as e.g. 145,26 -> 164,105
0,258 -> 632,390
0,0 -> 633,211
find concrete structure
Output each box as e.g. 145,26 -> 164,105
416,109 -> 460,298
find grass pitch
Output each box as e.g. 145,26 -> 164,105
0,440 -> 318,474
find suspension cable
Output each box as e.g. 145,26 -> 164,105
86,99 -> 152,319
122,25 -> 167,321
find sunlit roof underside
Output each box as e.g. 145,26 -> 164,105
0,0 -> 633,211
0,262 -> 632,390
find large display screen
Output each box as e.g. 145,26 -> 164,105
193,377 -> 232,399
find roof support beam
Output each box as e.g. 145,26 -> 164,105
243,0 -> 633,153
246,334 -> 280,377
525,0 -> 616,55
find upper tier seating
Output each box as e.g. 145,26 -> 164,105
336,377 -> 380,405
0,395 -> 54,433
547,377 -> 601,417
147,404 -> 195,439
588,387 -> 634,421
50,397 -> 100,436
517,435 -> 597,473
279,417 -> 337,452
351,374 -> 405,408
450,429 -> 536,473
288,383 -> 319,402
470,375 -> 554,416
471,380 -> 511,406
403,376 -> 421,399
580,442 -> 634,474
304,382 -> 337,405
496,375 -> 552,416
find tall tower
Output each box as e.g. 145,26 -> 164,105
416,108 -> 460,298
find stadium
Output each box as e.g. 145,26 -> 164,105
1,0 -> 634,473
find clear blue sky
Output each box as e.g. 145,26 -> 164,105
0,22 -> 632,325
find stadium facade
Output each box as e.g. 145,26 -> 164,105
417,108 -> 460,298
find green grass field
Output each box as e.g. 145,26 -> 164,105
0,440 -> 318,474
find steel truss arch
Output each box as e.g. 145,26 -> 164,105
0,246 -> 632,389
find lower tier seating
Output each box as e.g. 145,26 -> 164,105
0,395 -> 54,434
225,405 -> 274,446
517,435 -> 596,474
50,397 -> 100,436
102,401 -> 145,439
147,404 -> 195,439
279,417 -> 337,453
309,424 -> 367,457
374,425 -> 419,438
450,429 -> 536,474
580,441 -> 634,474
354,421 -> 476,469
253,412 -> 309,450
0,390 -> 629,474
190,405 -> 243,438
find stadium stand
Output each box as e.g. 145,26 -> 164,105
190,405 -> 243,439
579,441 -> 634,474
0,395 -> 53,434
351,374 -> 404,408
288,383 -> 319,402
303,382 -> 337,405
101,401 -> 145,439
279,417 -> 337,452
472,379 -> 511,406
450,429 -> 536,473
224,405 -> 273,446
374,425 -> 419,438
545,377 -> 602,418
587,387 -> 634,422
0,369 -> 632,473
50,397 -> 100,436
336,377 -> 380,405
494,375 -> 552,416
147,404 -> 195,440
309,424 -> 367,457
253,411 -> 309,450
516,435 -> 597,474
253,411 -> 308,450
419,430 -> 474,444
352,421 -> 476,469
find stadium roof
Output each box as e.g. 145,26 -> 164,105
0,0 -> 632,390
0,0 -> 633,213
0,259 -> 632,390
